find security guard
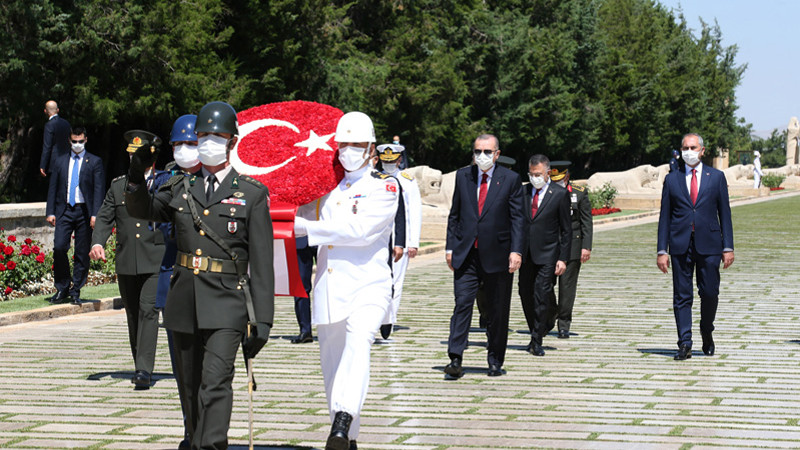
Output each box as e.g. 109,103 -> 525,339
90,130 -> 170,389
547,161 -> 592,338
377,143 -> 421,340
125,101 -> 274,450
294,112 -> 399,450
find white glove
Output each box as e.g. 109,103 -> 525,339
294,216 -> 308,237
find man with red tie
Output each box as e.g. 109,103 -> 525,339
444,134 -> 525,378
657,133 -> 734,361
517,154 -> 571,357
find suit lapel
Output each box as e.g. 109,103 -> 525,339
468,165 -> 479,217
190,173 -> 210,208
480,167 -> 504,218
209,170 -> 236,206
696,168 -> 712,204
676,169 -> 691,203
533,185 -> 555,221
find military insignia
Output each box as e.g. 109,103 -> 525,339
208,118 -> 213,123
233,191 -> 244,198
401,172 -> 414,181
181,128 -> 186,133
192,256 -> 202,269
222,198 -> 246,206
182,193 -> 188,199
228,220 -> 237,233
571,194 -> 578,203
189,175 -> 197,185
386,183 -> 397,193
232,177 -> 239,189
352,200 -> 358,214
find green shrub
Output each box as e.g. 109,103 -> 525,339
761,173 -> 785,189
588,182 -> 618,209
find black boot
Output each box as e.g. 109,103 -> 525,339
349,440 -> 357,450
380,324 -> 392,340
326,411 -> 353,450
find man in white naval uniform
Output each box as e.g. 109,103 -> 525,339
753,150 -> 763,189
294,111 -> 399,450
377,143 -> 422,339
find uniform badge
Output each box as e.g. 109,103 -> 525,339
571,194 -> 578,202
228,220 -> 238,233
233,191 -> 244,198
352,200 -> 358,214
386,183 -> 397,193
192,256 -> 202,269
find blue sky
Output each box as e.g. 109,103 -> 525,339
657,0 -> 799,134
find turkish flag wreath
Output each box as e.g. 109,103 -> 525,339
231,101 -> 344,297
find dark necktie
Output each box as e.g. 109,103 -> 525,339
690,169 -> 698,205
206,174 -> 216,202
531,188 -> 541,218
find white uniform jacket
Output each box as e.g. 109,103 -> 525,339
297,166 -> 399,325
390,170 -> 422,249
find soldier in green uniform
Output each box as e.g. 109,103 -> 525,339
547,161 -> 592,338
90,130 -> 170,389
125,101 -> 274,450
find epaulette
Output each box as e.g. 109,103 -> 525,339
371,170 -> 390,179
158,174 -> 184,192
239,174 -> 265,188
113,174 -> 127,182
572,185 -> 585,192
400,171 -> 414,181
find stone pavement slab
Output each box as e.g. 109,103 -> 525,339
1,194 -> 800,448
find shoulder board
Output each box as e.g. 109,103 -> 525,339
371,170 -> 390,179
112,174 -> 127,182
400,171 -> 414,181
239,175 -> 266,188
571,185 -> 585,192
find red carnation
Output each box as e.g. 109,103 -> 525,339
0,255 -> 4,260
0,263 -> 5,271
20,245 -> 31,256
3,246 -> 12,255
0,243 -> 4,251
7,235 -> 15,243
6,261 -> 15,270
3,287 -> 11,295
24,238 -> 32,245
32,245 -> 40,254
36,254 -> 45,263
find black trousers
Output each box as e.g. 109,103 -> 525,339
53,204 -> 91,296
448,247 -> 513,367
118,273 -> 160,373
547,259 -> 582,332
173,328 -> 242,450
518,260 -> 556,345
294,242 -> 316,335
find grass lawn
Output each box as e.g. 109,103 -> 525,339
593,209 -> 648,220
0,283 -> 120,315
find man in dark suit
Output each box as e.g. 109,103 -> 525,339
90,130 -> 170,390
126,102 -> 274,449
657,133 -> 734,360
518,154 -> 571,357
444,134 -> 525,378
46,126 -> 105,305
40,100 -> 72,177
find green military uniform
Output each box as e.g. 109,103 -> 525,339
548,182 -> 593,334
92,174 -> 166,378
126,167 -> 274,449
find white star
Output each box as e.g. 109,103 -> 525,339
295,130 -> 335,156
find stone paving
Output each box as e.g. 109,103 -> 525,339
1,194 -> 800,449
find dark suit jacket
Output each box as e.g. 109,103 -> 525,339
657,164 -> 734,255
46,151 -> 105,219
522,182 -> 571,265
92,175 -> 167,275
40,115 -> 72,174
446,164 -> 525,273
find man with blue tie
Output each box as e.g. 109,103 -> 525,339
46,127 -> 105,305
657,133 -> 734,361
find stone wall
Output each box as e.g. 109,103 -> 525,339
0,203 -> 53,250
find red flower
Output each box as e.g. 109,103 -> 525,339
24,238 -> 32,245
3,287 -> 11,295
3,246 -> 12,255
20,245 -> 31,256
7,235 -> 16,243
0,255 -> 4,260
6,261 -> 15,270
0,263 -> 5,271
32,245 -> 40,255
112,227 -> 116,234
36,254 -> 45,263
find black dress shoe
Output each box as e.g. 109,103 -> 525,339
291,332 -> 313,344
674,345 -> 692,360
558,330 -> 569,339
178,438 -> 190,450
444,356 -> 463,379
349,440 -> 357,450
487,364 -> 503,377
326,411 -> 352,450
702,333 -> 715,356
49,291 -> 69,304
380,323 -> 393,340
70,297 -> 82,306
133,370 -> 151,389
529,343 -> 545,356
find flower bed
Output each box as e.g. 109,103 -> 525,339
769,187 -> 785,191
592,207 -> 621,216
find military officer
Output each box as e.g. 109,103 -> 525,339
90,130 -> 170,389
125,101 -> 274,450
547,161 -> 592,338
294,111 -> 399,450
377,143 -> 421,340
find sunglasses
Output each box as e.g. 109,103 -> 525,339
71,139 -> 86,144
473,148 -> 496,156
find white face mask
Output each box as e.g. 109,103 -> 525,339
197,135 -> 229,166
173,143 -> 200,169
382,162 -> 398,173
682,150 -> 701,167
71,142 -> 84,153
529,174 -> 546,189
474,152 -> 494,171
338,146 -> 368,172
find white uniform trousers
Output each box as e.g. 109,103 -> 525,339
318,302 -> 386,440
383,251 -> 410,325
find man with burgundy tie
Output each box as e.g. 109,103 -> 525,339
444,134 -> 525,378
518,154 -> 571,357
658,133 -> 734,361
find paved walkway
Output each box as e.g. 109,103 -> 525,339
1,194 -> 799,449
